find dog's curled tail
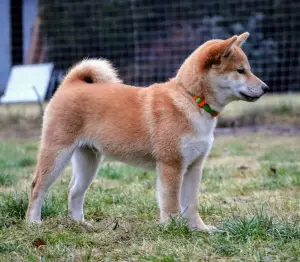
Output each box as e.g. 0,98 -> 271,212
62,58 -> 122,85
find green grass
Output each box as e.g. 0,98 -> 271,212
0,133 -> 300,261
219,93 -> 300,127
0,172 -> 18,186
261,148 -> 300,163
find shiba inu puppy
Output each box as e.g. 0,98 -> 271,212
27,32 -> 268,232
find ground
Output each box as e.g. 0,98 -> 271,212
0,95 -> 300,261
0,132 -> 299,261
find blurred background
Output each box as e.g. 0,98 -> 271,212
1,2 -> 300,259
0,0 -> 299,134
1,0 -> 299,89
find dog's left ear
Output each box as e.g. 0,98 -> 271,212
221,35 -> 238,58
236,32 -> 250,47
202,36 -> 238,68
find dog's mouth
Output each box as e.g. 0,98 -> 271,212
238,92 -> 261,102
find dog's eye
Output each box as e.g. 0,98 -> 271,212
237,68 -> 245,74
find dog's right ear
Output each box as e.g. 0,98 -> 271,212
236,32 -> 250,47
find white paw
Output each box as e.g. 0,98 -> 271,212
81,220 -> 94,228
26,218 -> 42,225
190,224 -> 222,233
204,225 -> 222,233
26,209 -> 42,224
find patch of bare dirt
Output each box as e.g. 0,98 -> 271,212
0,121 -> 41,139
215,124 -> 300,135
1,121 -> 300,140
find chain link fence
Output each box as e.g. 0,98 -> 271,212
31,0 -> 300,92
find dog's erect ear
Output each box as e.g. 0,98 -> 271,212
221,35 -> 238,58
202,35 -> 237,68
236,32 -> 250,47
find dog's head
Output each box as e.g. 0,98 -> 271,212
177,32 -> 268,107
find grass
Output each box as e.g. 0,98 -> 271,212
219,93 -> 300,127
0,173 -> 18,187
0,133 -> 299,261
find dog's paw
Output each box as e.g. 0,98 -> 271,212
26,219 -> 42,225
72,219 -> 95,229
204,225 -> 224,233
81,220 -> 94,228
189,223 -> 222,233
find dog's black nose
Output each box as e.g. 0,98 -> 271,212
262,84 -> 269,93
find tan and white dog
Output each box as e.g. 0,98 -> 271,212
27,32 -> 268,232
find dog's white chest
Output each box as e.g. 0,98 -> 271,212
181,113 -> 216,166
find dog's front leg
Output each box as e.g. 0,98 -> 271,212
156,162 -> 184,223
180,158 -> 217,232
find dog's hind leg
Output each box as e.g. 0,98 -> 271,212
68,146 -> 102,222
27,144 -> 76,223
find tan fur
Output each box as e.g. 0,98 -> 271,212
27,33 -> 268,231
